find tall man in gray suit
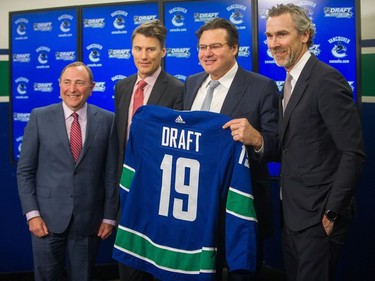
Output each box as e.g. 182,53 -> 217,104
114,19 -> 183,281
184,18 -> 279,281
264,4 -> 365,281
17,61 -> 118,281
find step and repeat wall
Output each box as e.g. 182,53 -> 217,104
10,0 -> 359,179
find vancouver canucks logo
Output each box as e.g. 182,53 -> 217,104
17,82 -> 27,95
38,52 -> 48,64
331,42 -> 347,58
114,15 -> 125,29
172,13 -> 184,27
60,20 -> 71,32
89,49 -> 100,62
17,23 -> 27,36
230,9 -> 244,25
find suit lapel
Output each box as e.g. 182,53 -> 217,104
280,55 -> 318,141
78,104 -> 98,163
148,70 -> 167,105
220,67 -> 248,116
50,103 -> 72,157
186,73 -> 208,110
118,75 -> 136,146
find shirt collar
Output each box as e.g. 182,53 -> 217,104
203,62 -> 238,89
62,102 -> 87,121
289,51 -> 311,81
136,66 -> 162,87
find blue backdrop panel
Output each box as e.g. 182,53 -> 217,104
81,2 -> 159,112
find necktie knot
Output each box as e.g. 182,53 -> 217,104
201,80 -> 220,111
72,112 -> 78,120
132,80 -> 147,116
137,80 -> 147,90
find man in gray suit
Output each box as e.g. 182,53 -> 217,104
114,19 -> 183,281
17,61 -> 118,281
184,18 -> 279,281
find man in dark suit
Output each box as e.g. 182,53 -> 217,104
17,61 -> 118,281
184,18 -> 279,281
114,19 -> 183,281
265,4 -> 366,281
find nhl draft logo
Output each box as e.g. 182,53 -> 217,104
324,7 -> 353,18
167,48 -> 191,58
309,44 -> 321,56
134,15 -> 157,25
194,12 -> 219,23
33,22 -> 52,32
108,49 -> 131,60
34,82 -> 53,93
13,112 -> 30,122
174,74 -> 187,82
93,82 -> 106,92
56,51 -> 76,61
83,18 -> 105,28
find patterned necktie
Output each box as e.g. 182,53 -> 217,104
283,73 -> 293,113
132,80 -> 147,116
201,80 -> 220,111
70,112 -> 82,162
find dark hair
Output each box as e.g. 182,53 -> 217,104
195,18 -> 239,48
131,19 -> 167,49
59,61 -> 93,82
267,3 -> 315,47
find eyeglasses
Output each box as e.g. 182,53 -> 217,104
197,42 -> 229,52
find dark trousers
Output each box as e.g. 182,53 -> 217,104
118,263 -> 155,281
282,216 -> 350,281
31,217 -> 98,281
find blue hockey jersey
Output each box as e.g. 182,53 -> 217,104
113,105 -> 257,281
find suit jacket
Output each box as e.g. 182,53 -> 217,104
17,103 -> 118,235
280,54 -> 366,231
114,70 -> 184,177
184,66 -> 279,238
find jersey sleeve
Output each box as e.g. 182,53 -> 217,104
225,143 -> 257,272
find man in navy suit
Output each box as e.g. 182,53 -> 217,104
114,19 -> 183,281
184,18 -> 279,281
17,61 -> 118,281
265,4 -> 365,281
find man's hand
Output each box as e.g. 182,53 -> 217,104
28,217 -> 49,238
97,222 -> 114,240
223,118 -> 263,150
322,215 -> 334,236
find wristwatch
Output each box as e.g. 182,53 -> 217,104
324,210 -> 338,222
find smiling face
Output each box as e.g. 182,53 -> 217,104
132,33 -> 166,79
59,65 -> 94,111
198,28 -> 238,80
265,13 -> 309,72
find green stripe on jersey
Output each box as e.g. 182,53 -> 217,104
120,165 -> 135,190
226,187 -> 256,221
115,227 -> 216,273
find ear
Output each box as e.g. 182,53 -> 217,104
301,30 -> 310,44
161,47 -> 167,58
